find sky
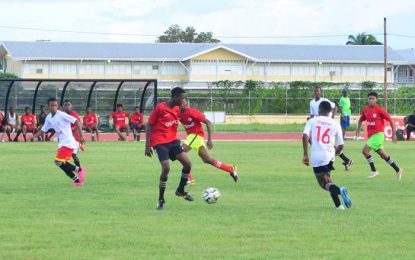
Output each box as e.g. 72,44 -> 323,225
1,0 -> 415,50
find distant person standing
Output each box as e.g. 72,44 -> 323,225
338,88 -> 351,139
309,86 -> 353,171
405,110 -> 415,141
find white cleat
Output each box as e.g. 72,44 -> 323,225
396,169 -> 403,181
335,205 -> 345,210
367,171 -> 380,179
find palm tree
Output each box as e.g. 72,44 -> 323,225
346,32 -> 383,45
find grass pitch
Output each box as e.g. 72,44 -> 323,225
0,141 -> 414,259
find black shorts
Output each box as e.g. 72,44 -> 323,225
154,140 -> 183,162
313,161 -> 335,176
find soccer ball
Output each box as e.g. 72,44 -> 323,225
202,187 -> 221,204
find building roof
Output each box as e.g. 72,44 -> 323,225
0,41 -> 406,63
396,49 -> 415,64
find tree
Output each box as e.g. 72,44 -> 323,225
0,72 -> 18,78
157,24 -> 220,43
346,32 -> 382,45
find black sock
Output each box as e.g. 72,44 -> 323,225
366,155 -> 376,171
159,180 -> 167,201
328,184 -> 341,195
325,183 -> 341,207
73,156 -> 81,168
385,156 -> 400,172
330,193 -> 341,207
58,162 -> 79,182
177,174 -> 189,193
338,152 -> 350,163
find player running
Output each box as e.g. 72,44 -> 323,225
303,101 -> 352,210
355,92 -> 403,180
15,107 -> 37,142
145,87 -> 193,210
179,100 -> 238,184
32,97 -> 87,186
83,107 -> 99,141
309,86 -> 353,171
63,100 -> 85,170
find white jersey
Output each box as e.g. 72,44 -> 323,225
41,110 -> 78,149
309,98 -> 335,118
303,116 -> 344,167
8,112 -> 17,125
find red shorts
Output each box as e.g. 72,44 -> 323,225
24,125 -> 37,132
55,146 -> 74,162
84,123 -> 96,128
115,123 -> 127,130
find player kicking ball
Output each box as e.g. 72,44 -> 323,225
32,97 -> 87,186
179,99 -> 238,184
355,91 -> 402,180
302,101 -> 351,210
145,87 -> 193,210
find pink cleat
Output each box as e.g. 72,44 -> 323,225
72,181 -> 84,186
78,168 -> 87,183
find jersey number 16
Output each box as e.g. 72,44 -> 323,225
316,126 -> 331,144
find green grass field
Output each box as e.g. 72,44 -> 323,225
0,141 -> 414,259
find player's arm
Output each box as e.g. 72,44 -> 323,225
203,118 -> 213,149
331,102 -> 337,119
335,123 -> 344,155
388,117 -> 397,143
145,123 -> 152,157
302,134 -> 310,166
74,119 -> 86,144
355,111 -> 366,137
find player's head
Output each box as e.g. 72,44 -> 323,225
180,98 -> 189,112
40,105 -> 45,113
9,106 -> 15,113
24,106 -> 31,115
134,106 -> 140,113
318,101 -> 332,116
171,87 -> 186,106
367,92 -> 378,106
342,87 -> 348,97
63,100 -> 73,113
86,106 -> 92,114
47,97 -> 59,114
313,86 -> 322,99
116,103 -> 123,112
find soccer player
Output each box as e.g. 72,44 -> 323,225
32,97 -> 87,186
5,106 -> 20,142
179,100 -> 238,184
145,87 -> 193,210
303,101 -> 352,210
15,107 -> 37,142
63,100 -> 84,169
110,104 -> 130,141
129,106 -> 144,141
339,88 -> 351,139
309,86 -> 353,171
355,92 -> 403,180
83,107 -> 99,141
37,105 -> 55,141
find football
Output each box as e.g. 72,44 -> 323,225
202,187 -> 221,204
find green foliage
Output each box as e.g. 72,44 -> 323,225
157,24 -> 220,43
0,72 -> 18,78
346,32 -> 383,45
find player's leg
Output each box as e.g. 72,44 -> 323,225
13,126 -> 21,141
198,146 -> 238,182
5,125 -> 12,141
54,147 -> 84,185
362,144 -> 379,178
406,127 -> 413,141
175,151 -> 194,201
114,126 -> 125,141
21,125 -> 28,142
93,126 -> 100,141
376,149 -> 402,180
125,125 -> 130,140
316,173 -> 351,209
154,143 -> 172,209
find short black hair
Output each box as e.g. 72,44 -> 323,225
116,104 -> 123,108
314,86 -> 322,91
47,97 -> 58,104
63,99 -> 71,104
40,105 -> 45,108
171,87 -> 186,98
134,106 -> 140,109
319,101 -> 332,114
367,91 -> 378,98
24,106 -> 30,110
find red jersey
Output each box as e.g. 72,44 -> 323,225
130,112 -> 144,124
359,105 -> 391,137
111,111 -> 129,126
69,111 -> 81,141
21,114 -> 36,126
83,113 -> 97,127
0,112 -> 4,127
179,107 -> 206,137
148,102 -> 180,147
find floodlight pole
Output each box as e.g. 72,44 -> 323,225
383,17 -> 388,109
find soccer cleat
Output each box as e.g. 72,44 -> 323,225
396,168 -> 403,181
156,199 -> 165,210
175,190 -> 194,201
367,171 -> 380,179
335,205 -> 345,210
78,168 -> 87,183
72,181 -> 84,187
340,187 -> 351,208
343,159 -> 353,171
230,165 -> 238,182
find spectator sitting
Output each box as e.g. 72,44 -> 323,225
405,110 -> 415,141
0,109 -> 5,142
15,107 -> 37,142
5,106 -> 20,142
83,107 -> 99,141
110,104 -> 130,141
129,106 -> 144,141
